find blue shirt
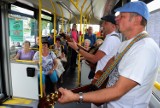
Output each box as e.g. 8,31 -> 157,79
48,37 -> 54,45
84,33 -> 97,47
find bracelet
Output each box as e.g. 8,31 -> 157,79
79,92 -> 83,103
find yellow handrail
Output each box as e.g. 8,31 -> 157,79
81,0 -> 87,10
50,0 -> 57,44
15,60 -> 36,64
84,4 -> 91,16
38,0 -> 43,98
70,0 -> 88,86
30,48 -> 38,50
70,0 -> 81,12
58,4 -> 64,32
43,7 -> 66,20
74,16 -> 78,23
154,81 -> 160,91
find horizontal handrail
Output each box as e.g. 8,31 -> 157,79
15,60 -> 36,64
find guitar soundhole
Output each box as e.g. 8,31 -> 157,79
38,91 -> 59,108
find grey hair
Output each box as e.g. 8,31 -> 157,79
84,39 -> 91,44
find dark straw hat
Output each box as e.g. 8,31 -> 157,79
101,15 -> 116,25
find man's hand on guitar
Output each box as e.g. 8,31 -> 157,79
58,87 -> 79,103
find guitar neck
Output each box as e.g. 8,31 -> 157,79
65,35 -> 88,52
71,84 -> 97,93
94,57 -> 115,88
77,44 -> 88,52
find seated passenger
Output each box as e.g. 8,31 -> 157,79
33,37 -> 58,96
95,38 -> 103,46
54,37 -> 67,62
48,29 -> 57,46
59,33 -> 68,56
80,39 -> 91,61
83,39 -> 91,51
14,40 -> 34,60
31,36 -> 39,49
15,42 -> 22,47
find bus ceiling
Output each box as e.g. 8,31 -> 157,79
3,0 -> 153,24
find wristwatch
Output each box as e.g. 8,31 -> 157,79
76,47 -> 80,53
79,92 -> 83,103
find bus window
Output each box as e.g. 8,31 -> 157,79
9,5 -> 37,59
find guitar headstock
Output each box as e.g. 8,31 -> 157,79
65,35 -> 72,42
38,91 -> 60,108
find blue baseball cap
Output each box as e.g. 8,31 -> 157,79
114,1 -> 149,21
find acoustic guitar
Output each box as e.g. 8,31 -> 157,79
38,57 -> 114,108
64,35 -> 89,52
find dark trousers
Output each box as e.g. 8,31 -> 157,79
70,49 -> 77,68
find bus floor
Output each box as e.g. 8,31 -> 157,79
0,67 -> 91,108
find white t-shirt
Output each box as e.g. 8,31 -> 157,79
107,32 -> 160,108
95,31 -> 121,72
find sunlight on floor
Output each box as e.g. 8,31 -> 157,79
3,98 -> 32,105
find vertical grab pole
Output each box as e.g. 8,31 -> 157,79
81,0 -> 87,43
50,0 -> 57,44
38,0 -> 43,97
58,5 -> 64,32
77,0 -> 86,86
53,14 -> 56,44
70,0 -> 87,86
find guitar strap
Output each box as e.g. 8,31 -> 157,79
95,32 -> 148,88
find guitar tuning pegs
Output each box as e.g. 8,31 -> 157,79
47,99 -> 50,102
55,91 -> 58,94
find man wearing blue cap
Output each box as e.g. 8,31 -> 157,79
58,1 -> 160,108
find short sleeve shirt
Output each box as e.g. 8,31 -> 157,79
33,51 -> 57,74
17,49 -> 35,60
107,32 -> 160,108
95,31 -> 121,72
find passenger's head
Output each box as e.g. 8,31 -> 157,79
96,39 -> 103,46
51,29 -> 57,35
72,23 -> 77,30
56,37 -> 61,45
84,39 -> 91,49
101,14 -> 116,36
88,26 -> 93,35
36,36 -> 39,45
50,33 -> 54,38
59,33 -> 66,39
50,29 -> 57,38
23,41 -> 30,50
42,37 -> 49,50
114,1 -> 149,33
16,42 -> 21,46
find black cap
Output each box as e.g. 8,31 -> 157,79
101,15 -> 116,25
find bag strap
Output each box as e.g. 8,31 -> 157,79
95,32 -> 148,88
111,34 -> 119,37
